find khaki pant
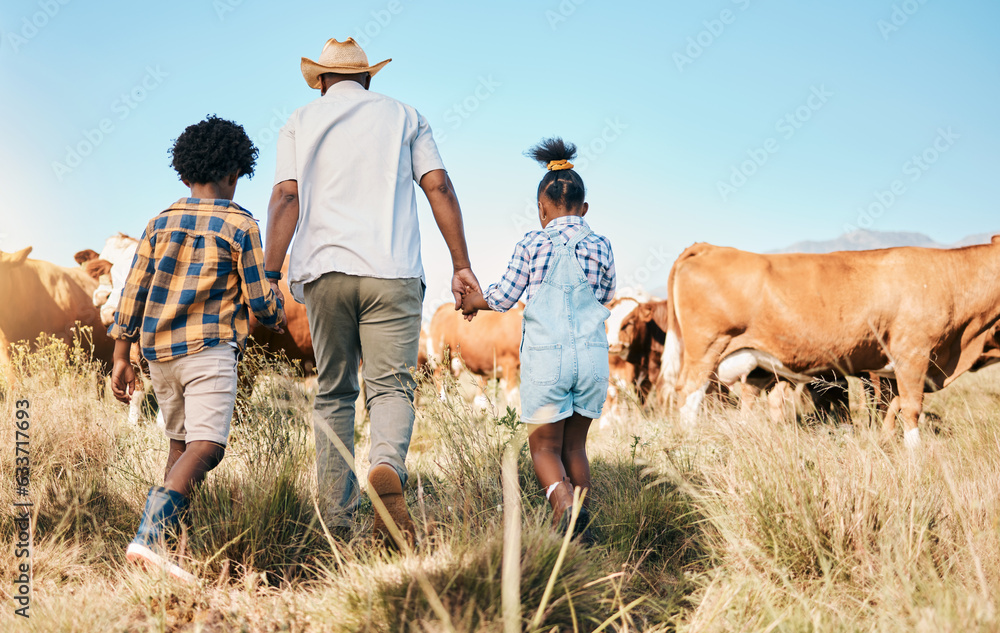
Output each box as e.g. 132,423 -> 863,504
149,345 -> 239,447
304,272 -> 423,528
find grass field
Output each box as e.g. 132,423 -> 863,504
1,334 -> 999,632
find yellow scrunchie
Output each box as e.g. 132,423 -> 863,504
547,159 -> 574,171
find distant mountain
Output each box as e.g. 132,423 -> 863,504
949,232 -> 997,248
772,229 -> 996,254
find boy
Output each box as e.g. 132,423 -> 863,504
109,115 -> 284,580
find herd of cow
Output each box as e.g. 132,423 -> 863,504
2,234 -> 999,448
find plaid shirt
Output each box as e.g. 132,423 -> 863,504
484,216 -> 616,312
108,198 -> 284,362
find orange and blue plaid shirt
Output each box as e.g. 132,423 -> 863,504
108,198 -> 283,362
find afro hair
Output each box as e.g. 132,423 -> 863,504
169,115 -> 258,184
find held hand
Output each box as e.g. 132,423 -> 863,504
461,287 -> 478,316
270,280 -> 286,334
461,285 -> 486,321
452,267 -> 481,310
111,359 -> 136,404
270,280 -> 285,308
453,267 -> 481,321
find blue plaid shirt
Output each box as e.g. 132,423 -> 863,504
484,216 -> 616,312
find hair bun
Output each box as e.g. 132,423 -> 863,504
527,137 -> 578,168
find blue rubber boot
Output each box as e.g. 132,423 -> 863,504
125,486 -> 195,582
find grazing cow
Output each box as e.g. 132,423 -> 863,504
870,320 -> 1000,431
82,233 -> 143,327
0,247 -> 115,371
247,267 -> 315,372
426,302 -> 523,403
665,238 -> 1000,447
605,296 -> 641,382
416,325 -> 431,374
615,299 -> 670,404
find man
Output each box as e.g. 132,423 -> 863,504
264,38 -> 479,545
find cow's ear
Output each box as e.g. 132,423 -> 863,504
651,301 -> 671,328
0,246 -> 32,267
992,234 -> 1000,246
84,259 -> 112,280
74,249 -> 99,264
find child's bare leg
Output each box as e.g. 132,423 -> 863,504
528,420 -> 575,523
561,413 -> 592,503
164,439 -> 186,482
528,421 -> 567,487
163,440 -> 226,497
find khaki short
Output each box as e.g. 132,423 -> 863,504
148,345 -> 238,446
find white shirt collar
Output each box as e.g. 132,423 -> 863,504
323,81 -> 366,97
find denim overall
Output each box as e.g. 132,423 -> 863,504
520,225 -> 612,424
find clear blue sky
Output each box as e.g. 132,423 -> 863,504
1,0 -> 998,307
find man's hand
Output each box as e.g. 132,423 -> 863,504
452,267 -> 480,308
111,358 -> 136,404
452,267 -> 481,321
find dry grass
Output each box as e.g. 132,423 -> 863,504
1,332 -> 999,631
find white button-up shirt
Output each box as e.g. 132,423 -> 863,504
274,81 -> 445,302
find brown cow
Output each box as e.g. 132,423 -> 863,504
665,237 -> 1000,447
426,302 -> 523,402
615,299 -> 669,404
0,247 -> 115,371
247,265 -> 315,373
870,320 -> 1000,430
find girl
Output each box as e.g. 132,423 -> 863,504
462,138 -> 615,540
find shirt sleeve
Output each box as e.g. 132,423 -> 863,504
598,239 -> 616,305
235,223 -> 284,330
410,111 -> 446,183
273,115 -> 297,186
483,238 -> 532,312
107,226 -> 155,342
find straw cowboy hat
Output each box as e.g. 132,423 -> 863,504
300,38 -> 391,89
